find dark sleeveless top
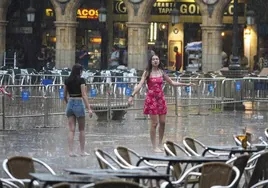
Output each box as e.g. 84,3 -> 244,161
64,77 -> 85,97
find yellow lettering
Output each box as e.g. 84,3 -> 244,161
82,9 -> 88,16
188,4 -> 196,14
88,9 -> 95,16
180,4 -> 188,14
229,4 -> 233,15
77,9 -> 82,16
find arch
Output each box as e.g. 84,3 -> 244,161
49,0 -> 81,21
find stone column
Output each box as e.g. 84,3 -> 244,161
126,22 -> 149,70
0,0 -> 9,66
50,0 -> 81,69
54,21 -> 78,68
123,0 -> 155,71
195,0 -> 231,73
201,25 -> 224,72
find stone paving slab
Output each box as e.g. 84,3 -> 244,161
0,108 -> 267,179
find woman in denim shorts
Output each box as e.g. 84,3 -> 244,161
64,64 -> 93,157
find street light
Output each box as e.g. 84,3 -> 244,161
26,0 -> 36,22
98,4 -> 108,70
171,7 -> 179,26
246,10 -> 255,25
98,7 -> 107,23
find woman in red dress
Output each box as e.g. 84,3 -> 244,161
128,55 -> 194,152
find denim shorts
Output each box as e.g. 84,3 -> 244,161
66,98 -> 85,118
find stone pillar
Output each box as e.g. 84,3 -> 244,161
0,0 -> 9,66
195,0 -> 231,73
0,21 -> 7,66
126,22 -> 149,70
201,25 -> 224,72
50,0 -> 81,69
54,21 -> 78,68
123,0 -> 155,71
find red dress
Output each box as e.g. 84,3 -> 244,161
144,76 -> 167,115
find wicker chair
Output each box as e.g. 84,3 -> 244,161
0,178 -> 21,188
94,148 -> 129,170
2,156 -> 56,187
250,179 -> 268,188
164,140 -> 199,186
245,151 -> 268,188
114,146 -> 164,171
265,128 -> 268,141
52,182 -> 71,188
183,136 -> 229,157
161,162 -> 240,188
226,154 -> 250,188
81,180 -> 144,188
164,140 -> 191,157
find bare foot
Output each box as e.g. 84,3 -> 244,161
69,153 -> 78,157
153,148 -> 164,153
80,152 -> 90,156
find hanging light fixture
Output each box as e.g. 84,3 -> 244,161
246,10 -> 255,25
26,0 -> 36,22
171,7 -> 179,26
98,6 -> 107,23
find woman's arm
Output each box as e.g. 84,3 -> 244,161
129,71 -> 147,97
64,85 -> 68,103
81,84 -> 91,111
163,73 -> 192,87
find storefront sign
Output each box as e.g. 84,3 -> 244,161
113,0 -> 244,16
11,27 -> 33,34
45,8 -> 98,19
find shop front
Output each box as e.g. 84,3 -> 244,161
44,1 -> 103,69
110,0 -> 247,71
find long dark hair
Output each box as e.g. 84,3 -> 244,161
145,54 -> 164,80
68,63 -> 83,81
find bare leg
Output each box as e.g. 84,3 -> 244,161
77,117 -> 89,156
158,114 -> 166,148
149,115 -> 159,151
68,116 -> 76,156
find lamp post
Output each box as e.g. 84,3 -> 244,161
98,4 -> 108,70
26,0 -> 36,22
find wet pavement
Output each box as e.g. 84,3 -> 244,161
0,103 -> 268,178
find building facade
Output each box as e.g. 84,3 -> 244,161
0,0 -> 259,72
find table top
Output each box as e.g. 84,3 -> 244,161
64,168 -> 170,179
29,173 -> 116,184
138,155 -> 228,163
205,145 -> 260,152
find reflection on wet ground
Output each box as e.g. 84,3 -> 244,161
0,103 -> 268,177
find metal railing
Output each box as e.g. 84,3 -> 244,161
1,77 -> 268,130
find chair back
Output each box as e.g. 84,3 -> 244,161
265,128 -> 268,140
165,141 -> 177,156
116,146 -> 132,165
94,180 -> 142,188
164,141 -> 183,179
0,179 -> 20,188
227,154 -> 250,188
248,151 -> 268,187
199,162 -> 233,188
95,149 -> 118,170
52,182 -> 71,188
183,137 -> 198,155
6,156 -> 35,179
